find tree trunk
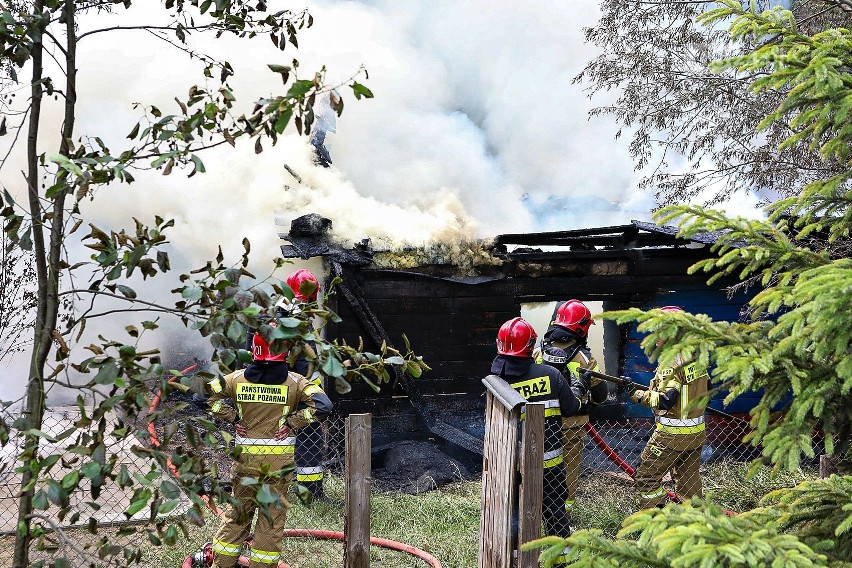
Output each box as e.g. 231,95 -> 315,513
13,0 -> 76,565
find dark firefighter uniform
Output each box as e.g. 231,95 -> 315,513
535,326 -> 608,514
207,363 -> 332,567
492,353 -> 581,562
292,361 -> 327,499
282,268 -> 329,501
631,354 -> 710,508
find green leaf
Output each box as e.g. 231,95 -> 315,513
60,470 -> 79,490
126,488 -> 152,517
157,499 -> 181,516
286,80 -> 315,98
350,82 -> 374,100
181,286 -> 203,302
274,108 -> 293,134
226,319 -> 245,344
160,480 -> 181,500
116,284 -> 137,299
321,355 -> 346,378
256,484 -> 279,504
81,462 -> 101,479
32,490 -> 48,510
93,360 -> 119,385
406,360 -> 422,378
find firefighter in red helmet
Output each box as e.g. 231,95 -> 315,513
285,268 -> 319,303
493,317 -> 585,565
281,268 -> 329,501
534,299 -> 608,519
206,321 -> 333,568
627,306 -> 710,508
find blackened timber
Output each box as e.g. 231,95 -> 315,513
495,224 -> 637,244
331,261 -> 485,455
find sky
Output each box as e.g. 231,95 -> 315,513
0,0 -> 764,402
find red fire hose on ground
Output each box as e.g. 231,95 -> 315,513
149,365 -> 443,568
584,422 -> 736,515
583,422 -> 678,501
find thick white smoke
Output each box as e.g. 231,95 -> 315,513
0,1 -> 758,402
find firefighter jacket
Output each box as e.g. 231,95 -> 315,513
632,354 -> 710,451
535,329 -> 608,428
207,362 -> 333,465
492,355 -> 581,469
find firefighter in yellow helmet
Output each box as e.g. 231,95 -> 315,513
534,299 -> 608,518
206,322 -> 333,568
628,306 -> 710,508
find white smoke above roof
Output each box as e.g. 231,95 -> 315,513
0,1 -> 710,403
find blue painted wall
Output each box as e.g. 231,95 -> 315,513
621,287 -> 765,418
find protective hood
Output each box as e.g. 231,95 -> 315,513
244,361 -> 289,385
544,325 -> 582,345
491,355 -> 533,377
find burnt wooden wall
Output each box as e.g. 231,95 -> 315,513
323,245 -> 753,433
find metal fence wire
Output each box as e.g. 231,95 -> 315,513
0,385 -> 824,567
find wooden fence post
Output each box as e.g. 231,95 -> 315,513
517,402 -> 544,568
345,413 -> 371,568
479,375 -> 543,568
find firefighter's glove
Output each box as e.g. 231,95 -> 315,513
626,380 -> 644,404
571,372 -> 591,399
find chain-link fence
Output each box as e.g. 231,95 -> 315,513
0,384 -> 824,567
0,402 -> 197,567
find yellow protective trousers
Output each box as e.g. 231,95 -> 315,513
634,429 -> 703,508
212,466 -> 294,568
561,419 -> 587,514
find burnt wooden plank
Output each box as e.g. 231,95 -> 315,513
496,224 -> 637,244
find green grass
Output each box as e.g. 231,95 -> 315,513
702,460 -> 818,512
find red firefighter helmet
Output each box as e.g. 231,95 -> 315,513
286,268 -> 319,302
659,305 -> 684,314
496,317 -> 538,357
251,322 -> 288,362
553,299 -> 595,338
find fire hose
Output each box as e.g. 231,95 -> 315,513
148,365 -> 443,567
580,368 -> 738,514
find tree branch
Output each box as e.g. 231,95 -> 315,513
77,24 -> 215,41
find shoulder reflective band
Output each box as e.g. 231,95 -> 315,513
510,375 -> 552,399
236,383 -> 289,404
208,378 -> 223,393
304,384 -> 323,397
553,547 -> 572,565
238,445 -> 296,455
212,539 -> 241,557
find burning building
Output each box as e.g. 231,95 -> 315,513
280,214 -> 757,460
